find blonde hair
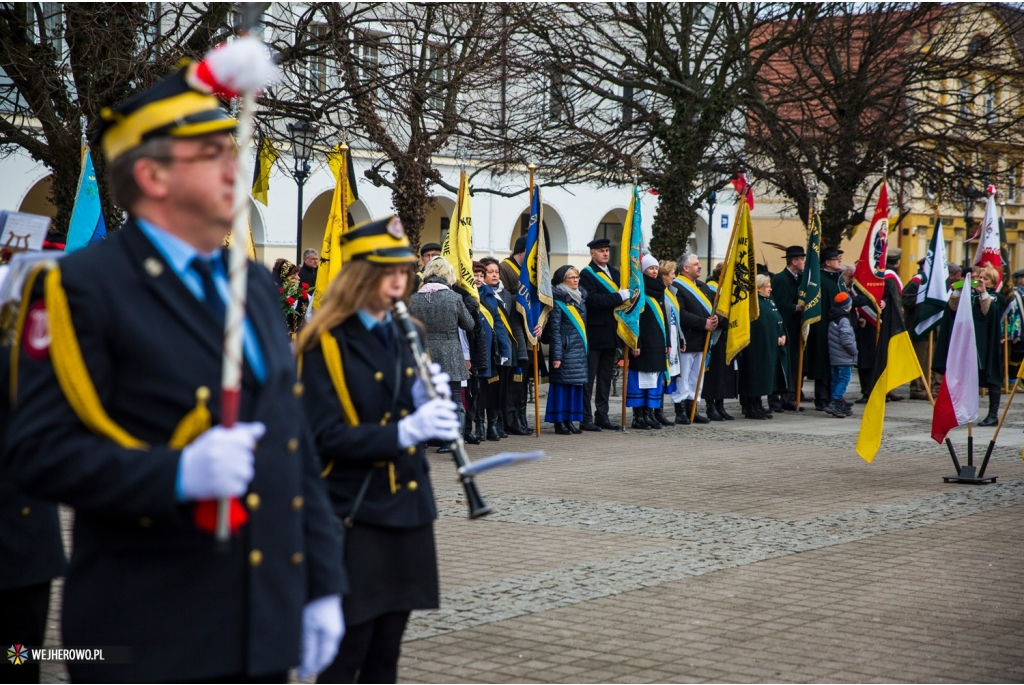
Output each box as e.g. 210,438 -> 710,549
420,256 -> 455,285
658,260 -> 677,279
756,273 -> 771,290
975,265 -> 1000,286
298,260 -> 414,352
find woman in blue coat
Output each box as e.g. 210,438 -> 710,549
544,265 -> 589,434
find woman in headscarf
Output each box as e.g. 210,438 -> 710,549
627,254 -> 670,430
543,265 -> 588,434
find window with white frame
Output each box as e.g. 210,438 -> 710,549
985,82 -> 998,123
304,23 -> 329,94
958,78 -> 973,120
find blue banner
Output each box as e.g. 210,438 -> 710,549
614,185 -> 643,349
516,185 -> 552,344
66,147 -> 107,253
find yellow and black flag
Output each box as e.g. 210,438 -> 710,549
251,136 -> 277,206
855,279 -> 924,462
716,196 -> 759,363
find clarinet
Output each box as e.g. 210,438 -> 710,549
393,300 -> 492,519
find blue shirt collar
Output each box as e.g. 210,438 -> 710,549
136,218 -> 221,273
357,309 -> 392,330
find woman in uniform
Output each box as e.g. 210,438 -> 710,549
739,274 -> 789,419
298,216 -> 460,683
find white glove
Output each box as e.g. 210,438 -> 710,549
177,422 -> 265,501
297,594 -> 344,679
411,362 -> 451,407
398,398 -> 460,448
618,289 -> 631,301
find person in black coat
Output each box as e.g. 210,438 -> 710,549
578,238 -> 631,430
3,67 -> 343,683
770,246 -> 805,410
544,265 -> 589,434
0,335 -> 67,685
627,256 -> 670,430
701,262 -> 738,421
298,217 -> 460,683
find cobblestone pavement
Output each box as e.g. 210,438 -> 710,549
41,382 -> 1024,682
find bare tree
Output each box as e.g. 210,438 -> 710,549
743,2 -> 1024,247
506,2 -> 803,258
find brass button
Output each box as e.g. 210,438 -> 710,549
380,411 -> 391,426
405,367 -> 414,377
249,549 -> 263,567
246,493 -> 260,511
20,506 -> 30,517
292,382 -> 304,398
287,438 -> 299,453
374,371 -> 384,382
138,516 -> 152,527
292,495 -> 304,510
291,552 -> 304,565
406,445 -> 416,455
399,409 -> 409,418
407,480 -> 418,491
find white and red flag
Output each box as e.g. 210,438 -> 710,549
973,186 -> 1001,282
931,287 -> 979,442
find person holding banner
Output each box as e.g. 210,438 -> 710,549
544,265 -> 589,434
579,238 -> 631,431
669,252 -> 721,424
627,255 -> 671,429
770,246 -> 806,410
4,59 -> 344,681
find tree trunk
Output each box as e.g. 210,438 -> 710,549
649,164 -> 699,261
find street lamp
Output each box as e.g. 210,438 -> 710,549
706,190 -> 717,272
287,119 -> 319,265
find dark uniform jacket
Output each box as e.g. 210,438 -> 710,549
579,261 -> 622,350
300,316 -> 437,529
0,352 -> 66,591
771,267 -> 803,387
633,274 -> 668,374
672,277 -> 721,350
739,294 -> 789,397
3,220 -> 342,682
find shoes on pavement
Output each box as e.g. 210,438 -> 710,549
580,421 -> 602,432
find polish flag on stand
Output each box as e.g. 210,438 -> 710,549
931,287 -> 979,442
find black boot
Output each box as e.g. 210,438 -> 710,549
496,413 -> 509,438
474,410 -> 485,443
643,408 -> 662,429
691,400 -> 710,424
756,398 -> 774,419
653,407 -> 673,426
568,421 -> 583,434
979,389 -> 1001,427
554,420 -> 572,435
632,409 -> 650,430
518,407 -> 532,434
486,412 -> 501,441
674,402 -> 690,425
716,399 -> 734,421
706,401 -> 724,422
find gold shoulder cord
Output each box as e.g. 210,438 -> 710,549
14,266 -> 210,450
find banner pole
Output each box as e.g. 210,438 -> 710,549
621,350 -> 629,429
795,335 -> 805,411
533,345 -> 541,437
1004,320 -> 1010,392
979,377 -> 1019,478
927,331 -> 933,393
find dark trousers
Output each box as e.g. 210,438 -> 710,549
585,347 -> 616,423
504,365 -> 528,427
858,367 -> 874,398
0,581 -> 51,683
814,378 -> 831,405
317,611 -> 410,684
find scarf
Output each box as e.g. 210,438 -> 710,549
554,282 -> 583,306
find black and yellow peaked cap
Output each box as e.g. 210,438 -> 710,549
92,62 -> 236,162
339,216 -> 418,265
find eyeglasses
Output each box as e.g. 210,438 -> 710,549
152,145 -> 239,166
563,275 -> 580,280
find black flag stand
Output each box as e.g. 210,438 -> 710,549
942,423 -> 997,484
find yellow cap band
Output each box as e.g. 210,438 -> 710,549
101,91 -> 234,161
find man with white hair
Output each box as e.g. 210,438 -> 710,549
668,252 -> 721,424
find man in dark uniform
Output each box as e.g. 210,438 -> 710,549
498,237 -> 532,434
770,245 -> 805,410
0,343 -> 67,684
578,238 -> 630,430
3,62 -> 343,682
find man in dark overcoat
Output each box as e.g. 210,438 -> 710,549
578,238 -> 630,430
3,63 -> 343,682
805,247 -> 849,410
770,245 -> 805,410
